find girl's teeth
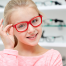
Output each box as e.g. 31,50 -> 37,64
29,35 -> 35,38
27,34 -> 37,38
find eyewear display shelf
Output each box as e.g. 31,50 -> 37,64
0,5 -> 66,47
38,5 -> 66,47
38,5 -> 66,10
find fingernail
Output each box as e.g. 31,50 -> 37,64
11,24 -> 13,25
10,24 -> 13,27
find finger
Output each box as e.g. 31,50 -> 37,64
0,25 -> 3,36
0,25 -> 3,30
8,35 -> 15,44
8,27 -> 14,35
0,24 -> 3,31
0,19 -> 3,26
3,24 -> 13,32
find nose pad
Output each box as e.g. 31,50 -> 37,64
27,24 -> 35,33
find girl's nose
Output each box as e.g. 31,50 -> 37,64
27,24 -> 35,34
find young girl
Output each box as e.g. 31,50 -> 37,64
0,0 -> 63,66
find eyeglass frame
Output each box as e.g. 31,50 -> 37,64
12,14 -> 43,32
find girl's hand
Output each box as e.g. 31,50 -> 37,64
0,19 -> 15,49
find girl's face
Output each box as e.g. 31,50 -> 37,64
10,7 -> 42,46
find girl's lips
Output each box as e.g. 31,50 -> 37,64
26,33 -> 38,40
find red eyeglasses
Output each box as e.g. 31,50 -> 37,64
12,15 -> 42,32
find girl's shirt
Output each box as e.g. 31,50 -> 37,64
0,49 -> 63,66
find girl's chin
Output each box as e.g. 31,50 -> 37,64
27,42 -> 38,46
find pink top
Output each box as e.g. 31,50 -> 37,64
0,49 -> 63,66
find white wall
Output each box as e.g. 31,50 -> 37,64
0,0 -> 10,6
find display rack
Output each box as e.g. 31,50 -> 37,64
38,5 -> 66,47
38,42 -> 66,47
37,5 -> 66,10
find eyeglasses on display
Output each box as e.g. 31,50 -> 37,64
35,0 -> 62,6
39,31 -> 64,42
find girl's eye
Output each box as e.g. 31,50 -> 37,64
18,24 -> 25,28
32,19 -> 38,23
19,25 -> 23,28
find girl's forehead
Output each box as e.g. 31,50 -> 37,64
10,7 -> 38,24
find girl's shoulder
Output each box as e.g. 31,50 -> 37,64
40,48 -> 62,63
0,49 -> 18,56
38,49 -> 63,66
39,47 -> 61,57
42,49 -> 61,57
36,46 -> 61,58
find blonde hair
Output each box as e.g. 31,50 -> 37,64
4,0 -> 41,47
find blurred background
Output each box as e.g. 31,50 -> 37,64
0,0 -> 66,65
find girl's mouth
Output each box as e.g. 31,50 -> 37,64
27,33 -> 38,40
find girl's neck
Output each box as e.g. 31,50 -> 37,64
14,43 -> 44,56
